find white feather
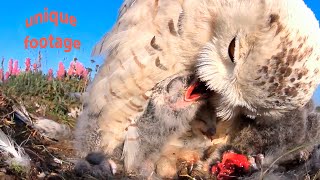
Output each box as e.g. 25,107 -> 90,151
0,129 -> 30,169
122,122 -> 140,171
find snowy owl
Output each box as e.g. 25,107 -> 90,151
74,0 -> 320,179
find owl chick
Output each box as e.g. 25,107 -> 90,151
244,108 -> 320,180
247,145 -> 320,180
128,72 -> 214,178
74,72 -> 216,179
206,99 -> 319,177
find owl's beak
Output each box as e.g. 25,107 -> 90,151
184,80 -> 210,102
202,127 -> 216,141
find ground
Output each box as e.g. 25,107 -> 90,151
0,89 -> 319,180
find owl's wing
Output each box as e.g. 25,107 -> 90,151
83,0 -> 216,170
86,0 -> 190,169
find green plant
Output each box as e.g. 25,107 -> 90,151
0,71 -> 88,126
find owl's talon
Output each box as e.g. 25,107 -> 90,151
248,155 -> 258,171
107,159 -> 117,175
188,163 -> 194,174
255,154 -> 264,169
247,154 -> 264,172
178,161 -> 190,177
299,150 -> 311,162
186,161 -> 211,180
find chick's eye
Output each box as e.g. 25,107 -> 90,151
228,37 -> 236,63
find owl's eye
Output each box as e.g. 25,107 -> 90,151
166,76 -> 184,93
228,37 -> 236,63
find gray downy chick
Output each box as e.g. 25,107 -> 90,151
74,72 -> 216,179
206,100 -> 320,179
124,72 -> 213,178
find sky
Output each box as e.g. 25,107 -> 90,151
0,0 -> 123,72
0,0 -> 319,104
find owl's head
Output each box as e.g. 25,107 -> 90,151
195,0 -> 320,119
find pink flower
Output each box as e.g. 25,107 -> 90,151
75,62 -> 85,76
48,68 -> 53,81
25,58 -> 31,72
57,62 -> 65,80
66,59 -> 88,79
4,71 -> 10,81
33,63 -> 38,72
0,69 -> 3,81
12,60 -> 20,76
8,59 -> 13,75
67,67 -> 73,76
67,61 -> 76,76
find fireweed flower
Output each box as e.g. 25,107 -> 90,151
4,72 -> 10,81
0,69 -> 3,81
47,68 -> 53,81
57,62 -> 66,80
67,66 -> 74,76
67,60 -> 88,79
67,68 -> 73,76
75,62 -> 85,77
82,68 -> 89,79
12,60 -> 20,76
67,61 -> 76,76
8,59 -> 13,75
33,63 -> 38,72
2,57 -> 89,81
25,58 -> 31,72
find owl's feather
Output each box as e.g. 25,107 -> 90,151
0,129 -> 30,170
80,0 -> 190,157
